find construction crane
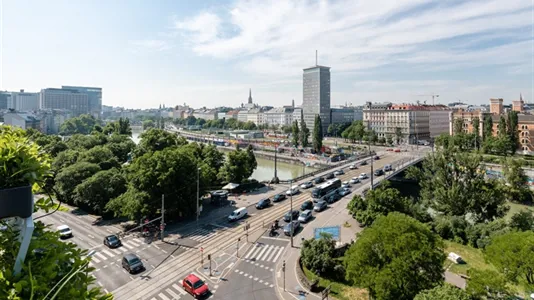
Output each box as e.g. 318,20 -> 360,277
417,94 -> 440,105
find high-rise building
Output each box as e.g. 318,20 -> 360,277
302,63 -> 330,134
0,92 -> 10,110
62,86 -> 102,118
9,90 -> 40,111
40,88 -> 89,116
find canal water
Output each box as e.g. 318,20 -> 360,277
131,129 -> 317,182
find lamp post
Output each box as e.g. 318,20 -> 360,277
367,105 -> 374,190
197,167 -> 201,227
273,143 -> 280,183
289,179 -> 294,247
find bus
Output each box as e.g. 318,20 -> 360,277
312,178 -> 341,202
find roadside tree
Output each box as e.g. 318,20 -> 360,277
73,168 -> 127,215
55,162 -> 101,204
414,284 -> 471,300
313,115 -> 323,153
291,120 -> 300,147
466,269 -> 510,300
509,210 -> 534,231
301,233 -> 336,275
501,157 -> 532,203
134,128 -> 187,157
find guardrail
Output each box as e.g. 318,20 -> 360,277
370,156 -> 424,190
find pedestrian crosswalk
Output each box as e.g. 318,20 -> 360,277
89,238 -> 147,265
243,244 -> 285,263
150,283 -> 188,300
184,228 -> 218,243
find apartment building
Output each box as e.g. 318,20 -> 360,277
3,112 -> 43,131
264,107 -> 294,127
40,88 -> 89,116
9,90 -> 40,111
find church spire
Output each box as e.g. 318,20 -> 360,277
248,88 -> 253,104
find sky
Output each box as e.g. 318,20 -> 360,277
1,0 -> 533,109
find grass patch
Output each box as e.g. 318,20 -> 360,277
444,241 -> 496,275
51,203 -> 70,212
302,265 -> 368,300
505,202 -> 534,221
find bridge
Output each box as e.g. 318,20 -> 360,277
370,156 -> 425,190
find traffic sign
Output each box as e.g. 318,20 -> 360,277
200,247 -> 203,252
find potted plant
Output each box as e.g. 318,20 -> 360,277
0,126 -> 50,219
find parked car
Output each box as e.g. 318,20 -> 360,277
122,253 -> 144,274
298,210 -> 313,223
384,164 -> 392,171
283,220 -> 300,236
57,225 -> 72,239
182,273 -> 209,298
342,181 -> 350,188
349,177 -> 360,184
360,160 -> 368,166
374,169 -> 385,176
359,173 -> 368,179
325,173 -> 335,179
386,148 -> 393,151
334,169 -> 345,176
313,177 -> 325,184
394,148 -> 401,152
283,210 -> 299,222
300,181 -> 313,189
338,187 -> 351,196
300,200 -> 313,211
313,201 -> 328,212
374,155 -> 380,160
326,193 -> 341,204
255,198 -> 271,209
103,235 -> 122,248
349,164 -> 358,170
273,193 -> 286,202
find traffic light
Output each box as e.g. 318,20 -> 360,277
282,260 -> 286,272
207,254 -> 211,260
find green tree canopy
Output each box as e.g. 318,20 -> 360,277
59,114 -> 100,135
73,168 -> 127,215
501,157 -> 532,203
134,128 -> 187,157
300,120 -> 310,148
466,269 -> 510,300
218,146 -> 257,184
509,210 -> 534,231
301,233 -> 336,275
77,145 -> 120,170
312,115 -> 323,153
55,162 -> 101,204
394,127 -> 403,144
344,213 -> 445,300
414,284 -> 471,300
104,118 -> 132,136
291,120 -> 300,147
482,114 -> 493,141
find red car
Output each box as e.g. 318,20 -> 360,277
394,148 -> 401,152
182,273 -> 209,298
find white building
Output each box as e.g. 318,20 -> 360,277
237,110 -> 248,123
193,109 -> 218,120
8,90 -> 40,111
3,112 -> 42,131
265,107 -> 294,127
40,88 -> 89,116
246,108 -> 265,125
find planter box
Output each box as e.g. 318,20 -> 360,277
0,185 -> 33,218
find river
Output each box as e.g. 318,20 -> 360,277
131,129 -> 317,182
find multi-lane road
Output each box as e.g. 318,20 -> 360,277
37,151 -> 421,299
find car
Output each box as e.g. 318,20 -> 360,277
338,187 -> 351,196
300,200 -> 313,211
57,225 -> 72,239
283,220 -> 300,236
325,173 -> 335,179
360,160 -> 368,166
228,207 -> 248,222
349,177 -> 360,184
255,198 -> 271,209
103,235 -> 122,248
313,201 -> 328,212
334,169 -> 344,176
384,164 -> 392,172
342,181 -> 350,188
298,210 -> 313,223
374,169 -> 385,176
183,273 -> 209,298
374,155 -> 380,160
273,193 -> 286,202
386,148 -> 393,151
283,210 -> 299,222
300,181 -> 313,189
326,193 -> 341,204
286,185 -> 300,195
359,173 -> 368,179
394,148 -> 401,152
313,177 -> 325,184
122,253 -> 144,274
349,164 -> 358,170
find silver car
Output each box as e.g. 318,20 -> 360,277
298,210 -> 312,223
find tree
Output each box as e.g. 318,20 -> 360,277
55,162 -> 101,204
466,269 -> 510,300
453,118 -> 464,135
59,114 -> 100,135
77,145 -> 120,170
344,213 -> 445,300
394,127 -> 403,144
485,231 -> 534,285
378,137 -> 386,144
483,114 -> 493,141
73,168 -> 127,215
414,284 -> 471,300
501,157 -> 532,203
347,181 -> 411,226
353,121 -> 365,143
134,128 -> 187,157
472,117 -> 480,150
105,134 -> 136,163
386,134 -> 393,145
369,129 -> 378,144
509,210 -> 534,231
291,120 -> 300,147
507,110 -> 519,153
218,147 -> 258,184
299,119 -> 310,148
327,124 -> 334,136
312,115 -> 323,153
498,115 -> 507,138
301,233 -> 336,275
406,149 -> 508,223
142,119 -> 155,130
104,118 -> 132,136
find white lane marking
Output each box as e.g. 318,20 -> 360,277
153,244 -> 160,250
97,281 -> 103,287
88,234 -> 95,239
254,277 -> 258,281
106,229 -> 113,233
118,246 -> 128,252
259,245 -> 275,261
126,240 -> 140,247
162,250 -> 167,254
122,243 -> 134,250
255,246 -> 268,261
246,245 -> 262,259
101,249 -> 114,258
111,248 -> 122,255
91,257 -> 101,264
165,288 -> 181,300
59,218 -> 65,223
269,284 -> 274,288
172,284 -> 187,295
151,298 -> 157,300
94,252 -> 107,261
272,247 -> 284,263
259,280 -> 264,283
158,293 -> 170,300
134,238 -> 144,244
266,246 -> 279,262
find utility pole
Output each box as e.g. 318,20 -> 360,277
236,238 -> 240,258
282,260 -> 286,291
161,194 -> 165,241
289,179 -> 294,247
208,254 -> 212,276
196,167 -> 201,227
368,104 -> 374,190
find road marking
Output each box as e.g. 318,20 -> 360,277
101,249 -> 114,258
254,277 -> 258,281
165,288 -> 180,300
97,281 -> 103,287
118,246 -> 128,252
158,293 -> 171,300
122,243 -> 134,250
153,244 -> 160,249
127,240 -> 140,247
134,238 -> 144,244
103,265 -> 108,269
111,248 -> 122,255
245,245 -> 262,259
263,281 -> 269,286
94,252 -> 107,261
106,229 -> 113,233
259,245 -> 275,261
78,236 -> 85,241
260,236 -> 290,242
269,284 -> 274,288
59,218 -> 65,223
88,234 -> 95,239
272,247 -> 284,262
91,257 -> 100,263
259,279 -> 264,283
266,246 -> 279,261
249,275 -> 253,279
162,250 -> 167,254
172,284 -> 187,295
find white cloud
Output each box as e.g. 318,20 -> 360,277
129,39 -> 173,52
174,12 -> 221,44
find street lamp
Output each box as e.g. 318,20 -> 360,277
289,179 -> 294,248
197,167 -> 201,227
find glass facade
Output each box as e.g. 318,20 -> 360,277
302,66 -> 330,133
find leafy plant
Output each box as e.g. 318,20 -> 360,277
0,126 -> 51,190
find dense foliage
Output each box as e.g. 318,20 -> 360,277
414,284 -> 471,300
312,115 -> 323,153
301,233 -> 336,275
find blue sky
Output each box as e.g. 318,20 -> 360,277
1,0 -> 532,109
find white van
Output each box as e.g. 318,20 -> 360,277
286,185 -> 300,196
228,207 -> 248,222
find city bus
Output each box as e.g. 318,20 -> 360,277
311,178 -> 341,202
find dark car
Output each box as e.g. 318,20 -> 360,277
313,201 -> 327,212
283,210 -> 299,222
300,200 -> 313,211
325,173 -> 335,179
256,198 -> 271,209
374,155 -> 380,160
273,193 -> 286,202
313,177 -> 325,184
103,235 -> 122,248
326,193 -> 341,204
334,169 -> 344,176
122,253 -> 144,274
360,160 -> 368,166
283,220 -> 300,236
374,169 -> 384,176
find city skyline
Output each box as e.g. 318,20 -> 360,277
1,0 -> 532,109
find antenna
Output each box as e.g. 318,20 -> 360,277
315,50 -> 318,66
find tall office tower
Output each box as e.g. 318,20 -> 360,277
9,90 -> 40,111
302,53 -> 330,134
40,88 -> 89,116
0,92 -> 10,109
62,86 -> 102,118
